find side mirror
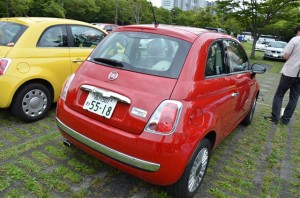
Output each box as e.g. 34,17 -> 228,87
251,64 -> 266,77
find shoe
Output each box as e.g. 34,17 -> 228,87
280,117 -> 289,125
264,116 -> 278,124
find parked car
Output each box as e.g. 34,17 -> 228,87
0,17 -> 107,122
264,41 -> 287,60
255,39 -> 269,51
56,24 -> 266,198
91,23 -> 119,33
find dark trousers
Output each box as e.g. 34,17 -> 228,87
272,74 -> 300,123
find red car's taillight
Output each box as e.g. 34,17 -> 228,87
145,100 -> 182,135
0,59 -> 11,75
60,73 -> 75,100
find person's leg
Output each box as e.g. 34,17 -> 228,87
271,75 -> 291,123
281,79 -> 300,124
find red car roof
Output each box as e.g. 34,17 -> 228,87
114,24 -> 214,43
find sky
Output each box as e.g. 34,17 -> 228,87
149,0 -> 161,7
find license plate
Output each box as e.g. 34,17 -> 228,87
273,54 -> 278,57
83,92 -> 117,119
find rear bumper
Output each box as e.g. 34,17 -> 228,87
56,118 -> 160,172
56,99 -> 193,186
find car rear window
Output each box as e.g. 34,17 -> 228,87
0,22 -> 27,46
88,32 -> 191,78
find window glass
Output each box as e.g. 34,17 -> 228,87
70,26 -> 105,47
0,22 -> 27,46
89,32 -> 191,78
224,40 -> 249,73
38,26 -> 67,47
205,41 -> 225,76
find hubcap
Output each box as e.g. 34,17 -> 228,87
188,148 -> 209,192
22,89 -> 48,117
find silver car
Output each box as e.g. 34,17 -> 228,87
264,41 -> 287,60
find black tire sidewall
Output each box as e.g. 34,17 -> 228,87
169,138 -> 211,198
242,98 -> 256,126
11,83 -> 52,122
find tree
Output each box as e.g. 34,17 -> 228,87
155,7 -> 172,24
63,0 -> 99,22
29,0 -> 65,18
215,0 -> 299,58
193,7 -> 221,28
8,0 -> 33,16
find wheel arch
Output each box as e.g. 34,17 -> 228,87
12,78 -> 54,105
203,131 -> 216,150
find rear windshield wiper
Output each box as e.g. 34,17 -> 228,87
93,58 -> 124,67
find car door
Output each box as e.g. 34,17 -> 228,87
36,25 -> 71,91
204,40 -> 239,137
223,39 -> 254,126
68,25 -> 106,72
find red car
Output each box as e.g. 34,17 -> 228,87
56,24 -> 265,198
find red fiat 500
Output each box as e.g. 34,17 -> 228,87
56,24 -> 265,198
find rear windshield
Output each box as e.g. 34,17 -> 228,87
88,32 -> 191,78
0,21 -> 27,46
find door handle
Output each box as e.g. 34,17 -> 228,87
72,59 -> 84,63
231,92 -> 239,97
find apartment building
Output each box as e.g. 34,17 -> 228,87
161,0 -> 215,11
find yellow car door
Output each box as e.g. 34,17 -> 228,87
68,25 -> 106,73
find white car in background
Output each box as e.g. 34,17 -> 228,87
255,39 -> 269,51
264,41 -> 287,61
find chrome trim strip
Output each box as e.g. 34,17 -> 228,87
56,118 -> 160,172
80,85 -> 131,104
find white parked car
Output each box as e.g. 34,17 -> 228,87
264,41 -> 287,61
255,39 -> 269,51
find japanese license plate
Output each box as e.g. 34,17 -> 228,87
83,92 -> 117,119
273,54 -> 278,57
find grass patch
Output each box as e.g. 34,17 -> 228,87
0,132 -> 59,161
68,158 -> 95,174
31,151 -> 55,166
45,145 -> 68,159
55,166 -> 82,183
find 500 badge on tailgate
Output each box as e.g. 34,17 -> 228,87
83,92 -> 117,119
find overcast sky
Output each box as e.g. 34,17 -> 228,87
149,0 -> 161,7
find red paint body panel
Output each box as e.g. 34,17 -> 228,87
56,24 -> 261,187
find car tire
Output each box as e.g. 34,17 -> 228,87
242,98 -> 257,126
168,138 -> 211,198
11,83 -> 52,122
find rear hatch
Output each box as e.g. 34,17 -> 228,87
65,31 -> 192,134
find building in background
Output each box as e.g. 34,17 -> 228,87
161,0 -> 215,11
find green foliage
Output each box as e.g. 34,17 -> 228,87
215,0 -> 300,58
8,0 -> 33,16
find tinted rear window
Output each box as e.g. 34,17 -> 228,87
88,32 -> 191,78
0,22 -> 27,46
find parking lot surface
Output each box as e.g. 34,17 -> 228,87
0,69 -> 299,198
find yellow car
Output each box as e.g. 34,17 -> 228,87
0,17 -> 107,122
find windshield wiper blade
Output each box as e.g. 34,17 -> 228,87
93,58 -> 124,67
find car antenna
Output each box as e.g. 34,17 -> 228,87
149,1 -> 159,27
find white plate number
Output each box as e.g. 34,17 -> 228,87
83,92 -> 117,119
